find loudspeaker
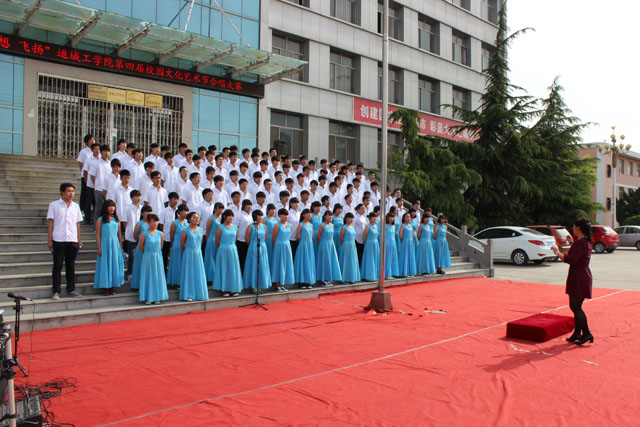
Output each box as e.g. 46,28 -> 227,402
0,395 -> 43,427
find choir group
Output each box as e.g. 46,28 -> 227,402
77,135 -> 451,304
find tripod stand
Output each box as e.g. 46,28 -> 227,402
252,221 -> 268,311
10,298 -> 27,378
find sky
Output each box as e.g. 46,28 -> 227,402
507,1 -> 640,152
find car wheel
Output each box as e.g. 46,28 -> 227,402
636,241 -> 640,251
553,256 -> 559,262
593,242 -> 605,253
533,260 -> 544,264
605,248 -> 615,253
511,249 -> 529,266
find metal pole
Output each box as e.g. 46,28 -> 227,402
612,153 -> 617,227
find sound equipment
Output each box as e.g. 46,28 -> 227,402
0,395 -> 42,427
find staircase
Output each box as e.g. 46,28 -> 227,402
0,154 -> 491,332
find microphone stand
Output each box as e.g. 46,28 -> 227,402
252,220 -> 268,311
11,298 -> 27,377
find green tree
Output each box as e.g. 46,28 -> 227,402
618,187 -> 640,224
388,108 -> 481,227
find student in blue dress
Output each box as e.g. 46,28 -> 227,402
179,212 -> 209,301
213,210 -> 243,297
204,202 -> 225,284
138,214 -> 168,304
131,205 -> 152,290
384,212 -> 400,278
166,205 -> 188,289
417,214 -> 436,275
360,212 -> 380,281
316,210 -> 342,286
310,201 -> 323,255
398,213 -> 417,277
244,209 -> 272,292
433,215 -> 451,274
332,204 -> 344,252
264,204 -> 278,266
294,209 -> 316,289
270,208 -> 295,292
390,206 -> 402,252
339,213 -> 361,284
93,199 -> 125,295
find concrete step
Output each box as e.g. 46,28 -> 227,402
0,209 -> 48,217
0,240 -> 97,253
0,154 -> 78,165
0,259 -> 95,275
0,224 -> 92,234
0,217 -> 52,226
7,268 -> 491,332
0,249 -> 98,263
1,281 -> 132,300
0,161 -> 82,171
0,169 -> 81,179
0,270 -> 95,287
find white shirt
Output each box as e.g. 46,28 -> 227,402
229,204 -> 242,226
159,206 -> 177,242
237,211 -> 252,242
161,164 -> 179,191
124,204 -> 142,242
144,154 -> 161,168
223,161 -> 240,173
47,199 -> 82,242
182,183 -> 204,212
287,209 -> 300,241
93,159 -> 112,192
77,146 -> 92,168
309,190 -> 323,203
112,151 -> 127,164
354,213 -> 367,244
197,201 -> 215,234
144,185 -> 169,214
128,161 -> 146,191
113,184 -> 133,219
173,177 -> 190,199
174,153 -> 186,168
213,166 -> 228,181
224,181 -> 240,196
247,182 -> 264,203
212,187 -> 230,207
84,156 -> 99,189
104,173 -> 122,200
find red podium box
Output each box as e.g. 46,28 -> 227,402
506,313 -> 575,342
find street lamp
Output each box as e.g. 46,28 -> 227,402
597,126 -> 631,227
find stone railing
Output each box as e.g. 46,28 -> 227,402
445,223 -> 494,277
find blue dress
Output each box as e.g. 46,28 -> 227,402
360,223 -> 380,281
417,224 -> 436,274
316,223 -> 342,282
294,223 -> 316,285
434,224 -> 451,268
398,224 -> 417,277
265,217 -> 278,265
270,223 -> 295,285
131,221 -> 149,289
213,224 -> 243,293
332,214 -> 344,251
339,225 -> 361,283
93,218 -> 124,289
166,219 -> 186,286
384,224 -> 399,278
410,218 -> 420,259
311,213 -> 322,255
138,230 -> 169,303
243,224 -> 272,289
179,227 -> 209,301
204,216 -> 221,282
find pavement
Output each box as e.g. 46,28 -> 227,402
493,247 -> 639,291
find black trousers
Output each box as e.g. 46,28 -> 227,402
83,186 -> 95,223
51,241 -> 78,293
237,241 -> 248,272
124,240 -> 135,276
162,241 -> 172,272
290,239 -> 299,259
356,241 -> 364,264
569,295 -> 590,335
79,177 -> 87,216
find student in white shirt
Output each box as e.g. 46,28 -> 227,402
112,139 -> 127,163
213,154 -> 228,181
223,151 -> 240,173
144,171 -> 169,214
202,166 -> 216,190
317,175 -> 329,197
128,148 -> 146,191
92,144 -> 112,220
173,142 -> 188,168
342,193 -> 356,216
228,191 -> 242,226
212,175 -> 230,207
144,143 -> 161,168
254,192 -> 268,215
258,160 -> 271,183
82,143 -> 100,223
284,178 -> 298,200
271,171 -> 285,196
370,181 -> 381,207
103,158 -> 122,202
77,134 -> 94,221
173,166 -> 190,198
138,161 -> 155,200
122,190 -> 142,279
161,153 -> 179,191
204,150 -> 216,169
299,190 -> 312,212
327,183 -> 341,210
352,178 -> 363,205
47,183 -> 84,299
267,157 -> 281,178
159,192 -> 180,271
238,162 -> 251,183
354,204 -> 367,264
275,191 -> 290,213
309,180 -> 322,203
287,198 -> 301,258
319,195 -> 331,215
262,179 -> 276,205
238,179 -> 251,203
224,170 -> 240,196
197,189 -> 215,236
293,173 -> 308,196
236,199 -> 253,271
156,145 -> 170,171
182,172 -> 204,212
247,171 -> 264,203
113,170 -> 133,221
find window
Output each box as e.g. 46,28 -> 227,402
452,0 -> 471,10
0,54 -> 24,155
331,0 -> 360,25
330,50 -> 359,94
329,121 -> 358,163
629,161 -> 634,176
377,1 -> 403,41
607,164 -> 612,177
619,159 -> 625,174
452,87 -> 471,111
606,197 -> 611,210
283,0 -> 309,6
419,76 -> 439,114
482,0 -> 500,24
418,15 -> 439,54
272,32 -> 307,82
377,64 -> 403,104
270,110 -> 305,159
377,130 -> 404,166
637,163 -> 640,177
481,43 -> 494,71
452,30 -> 471,66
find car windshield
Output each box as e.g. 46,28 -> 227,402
602,226 -> 615,233
555,228 -> 570,238
522,228 -> 546,236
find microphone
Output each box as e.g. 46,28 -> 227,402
8,293 -> 32,302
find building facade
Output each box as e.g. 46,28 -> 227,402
0,0 -> 500,166
579,143 -> 640,227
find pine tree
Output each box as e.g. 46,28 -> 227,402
617,187 -> 640,224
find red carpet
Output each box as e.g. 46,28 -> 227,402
16,278 -> 640,426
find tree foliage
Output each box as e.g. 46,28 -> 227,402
618,188 -> 640,224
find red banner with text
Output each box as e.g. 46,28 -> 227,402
353,97 -> 475,142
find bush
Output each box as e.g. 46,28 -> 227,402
623,215 -> 640,226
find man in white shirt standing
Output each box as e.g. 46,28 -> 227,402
112,138 -> 128,163
144,171 -> 169,214
159,192 -> 180,272
122,190 -> 142,280
212,175 -> 230,207
47,183 -> 83,300
113,170 -> 133,222
76,134 -> 94,223
128,148 -> 145,191
91,144 -> 112,220
161,152 -> 179,191
182,172 -> 204,212
82,142 -> 100,224
236,199 -> 253,271
354,204 -> 367,264
288,198 -> 301,258
174,142 -> 188,168
103,158 -> 122,204
197,189 -> 215,236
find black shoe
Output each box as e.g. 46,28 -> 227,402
575,333 -> 594,345
566,332 -> 581,342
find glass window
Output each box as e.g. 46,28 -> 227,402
418,15 -> 439,54
452,0 -> 471,10
619,159 -> 625,174
209,9 -> 223,39
243,0 -> 261,20
419,76 -> 439,114
223,0 -> 243,15
283,0 -> 310,6
629,161 -> 634,176
220,98 -> 240,134
452,30 -> 471,66
106,1 -> 132,17
452,86 -> 471,111
378,130 -> 404,167
132,0 -> 157,23
482,43 -> 493,71
377,63 -> 403,105
331,0 -> 360,25
0,55 -> 23,155
271,110 -> 305,158
0,108 -> 11,132
330,121 -> 358,163
330,50 -> 359,94
239,102 -> 257,136
221,13 -> 243,44
272,32 -> 307,82
482,0 -> 500,24
242,18 -> 260,47
637,163 -> 640,177
377,1 -> 403,41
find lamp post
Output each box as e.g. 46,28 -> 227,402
598,126 -> 631,227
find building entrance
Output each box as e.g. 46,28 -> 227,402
37,75 -> 183,158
